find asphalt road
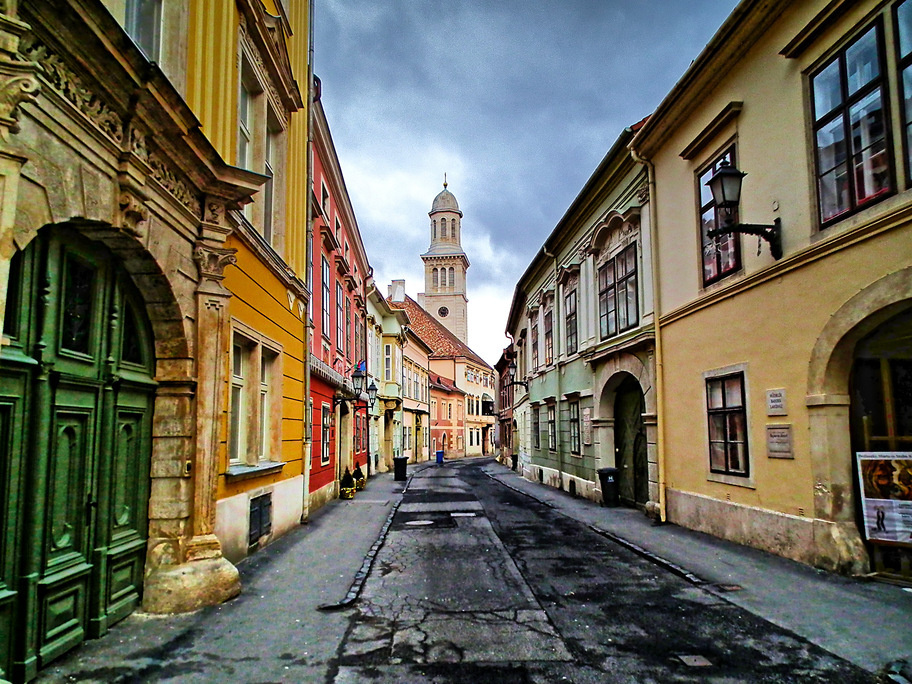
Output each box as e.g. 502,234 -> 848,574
33,459 -> 881,683
334,460 -> 876,683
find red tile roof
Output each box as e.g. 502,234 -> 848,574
388,295 -> 492,370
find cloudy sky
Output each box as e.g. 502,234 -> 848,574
313,0 -> 740,366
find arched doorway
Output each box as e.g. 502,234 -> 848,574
614,375 -> 648,508
0,226 -> 156,675
850,308 -> 912,581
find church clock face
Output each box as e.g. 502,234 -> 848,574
438,306 -> 449,318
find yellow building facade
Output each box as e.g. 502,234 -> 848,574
0,0 -> 310,679
631,0 -> 912,578
182,0 -> 312,565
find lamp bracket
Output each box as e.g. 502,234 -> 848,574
707,217 -> 782,260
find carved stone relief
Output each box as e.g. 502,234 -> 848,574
193,242 -> 237,283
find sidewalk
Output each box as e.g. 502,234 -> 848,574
481,459 -> 912,677
34,468 -> 418,683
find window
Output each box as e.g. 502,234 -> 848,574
569,401 -> 580,455
532,407 -> 541,450
345,298 -> 351,360
259,350 -> 277,460
812,22 -> 891,225
544,310 -> 553,366
598,244 -> 639,339
237,80 -> 253,170
531,322 -> 539,371
384,343 -> 392,381
263,125 -> 278,244
321,183 -> 330,217
126,0 -> 162,60
321,258 -> 331,339
565,290 -> 577,355
706,373 -> 749,477
321,406 -> 332,466
433,268 -> 439,289
336,283 -> 344,350
230,330 -> 281,466
699,148 -> 741,285
448,402 -> 453,420
229,340 -> 249,465
547,404 -> 556,451
898,2 -> 912,184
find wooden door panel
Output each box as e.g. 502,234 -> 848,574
37,566 -> 91,666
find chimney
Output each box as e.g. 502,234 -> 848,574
389,279 -> 406,302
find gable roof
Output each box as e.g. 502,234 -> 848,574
388,295 -> 492,370
428,372 -> 465,395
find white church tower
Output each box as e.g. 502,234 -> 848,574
418,178 -> 470,344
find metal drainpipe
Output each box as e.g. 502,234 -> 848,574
542,247 -> 562,489
629,145 -> 667,523
301,0 -> 315,523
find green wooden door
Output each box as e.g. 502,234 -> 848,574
0,226 -> 155,680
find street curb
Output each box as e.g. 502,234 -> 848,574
316,462 -> 435,612
483,467 -> 709,588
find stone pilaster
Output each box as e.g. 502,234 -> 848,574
142,239 -> 240,613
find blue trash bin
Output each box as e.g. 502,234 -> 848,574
436,450 -> 444,464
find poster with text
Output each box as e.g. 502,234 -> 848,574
856,452 -> 912,545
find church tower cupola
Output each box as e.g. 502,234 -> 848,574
419,176 -> 470,344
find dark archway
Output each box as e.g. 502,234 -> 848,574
614,375 -> 648,508
850,307 -> 912,581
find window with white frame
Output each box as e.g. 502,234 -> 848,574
532,407 -> 541,450
336,283 -> 344,351
384,343 -> 392,381
321,405 -> 332,466
569,400 -> 580,455
547,404 -> 556,451
321,258 -> 331,339
598,243 -> 639,339
229,329 -> 282,467
125,0 -> 162,60
565,289 -> 577,355
531,321 -> 539,371
544,309 -> 553,365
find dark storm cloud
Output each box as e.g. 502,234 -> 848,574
314,0 -> 739,362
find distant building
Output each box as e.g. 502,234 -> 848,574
418,180 -> 470,344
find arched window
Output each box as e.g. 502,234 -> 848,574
432,220 -> 436,239
452,219 -> 458,241
441,218 -> 447,238
449,267 -> 455,288
432,268 -> 438,289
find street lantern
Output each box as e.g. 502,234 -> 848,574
367,380 -> 378,407
706,160 -> 746,226
351,367 -> 365,394
705,160 -> 783,260
506,360 -> 528,390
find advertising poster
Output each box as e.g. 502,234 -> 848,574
856,452 -> 912,546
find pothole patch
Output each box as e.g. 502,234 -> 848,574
677,654 -> 713,667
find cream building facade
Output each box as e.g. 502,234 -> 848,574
630,0 -> 912,579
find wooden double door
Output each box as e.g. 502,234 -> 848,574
0,227 -> 156,680
615,375 -> 649,508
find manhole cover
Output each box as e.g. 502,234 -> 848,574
677,655 -> 713,667
404,520 -> 435,526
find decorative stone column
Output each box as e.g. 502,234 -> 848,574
0,1 -> 39,328
142,205 -> 241,612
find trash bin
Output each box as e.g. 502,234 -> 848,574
510,453 -> 518,471
597,467 -> 620,507
436,450 -> 444,464
394,455 -> 408,481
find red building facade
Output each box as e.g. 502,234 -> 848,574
308,92 -> 370,512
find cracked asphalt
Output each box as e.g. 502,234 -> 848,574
333,460 -> 876,683
33,458 -> 884,683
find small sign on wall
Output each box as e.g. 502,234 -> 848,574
766,424 -> 793,459
766,388 -> 787,416
582,408 -> 592,445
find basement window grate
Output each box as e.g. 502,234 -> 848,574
249,492 -> 273,548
